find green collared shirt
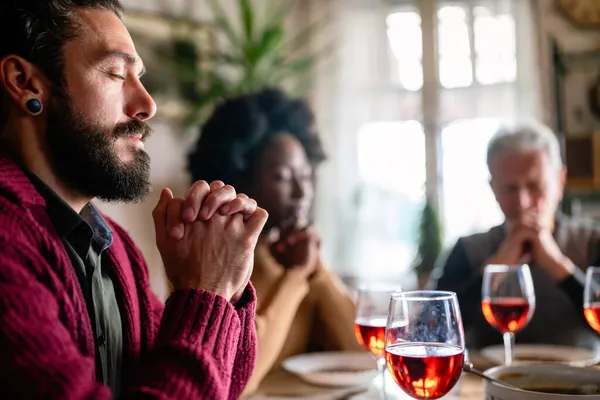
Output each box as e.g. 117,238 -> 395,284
27,172 -> 123,396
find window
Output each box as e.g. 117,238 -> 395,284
441,119 -> 504,245
351,121 -> 426,280
473,6 -> 517,85
381,1 -> 519,244
386,11 -> 422,92
438,5 -> 473,88
387,3 -> 517,90
358,121 -> 426,196
331,0 -> 534,282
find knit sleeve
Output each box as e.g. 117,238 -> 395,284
0,234 -> 254,399
128,288 -> 244,399
148,277 -> 257,400
229,283 -> 258,400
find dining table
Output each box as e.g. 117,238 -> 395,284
249,368 -> 484,400
248,351 -> 501,399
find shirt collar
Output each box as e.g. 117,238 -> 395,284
24,170 -> 113,251
81,203 -> 113,252
25,170 -> 83,238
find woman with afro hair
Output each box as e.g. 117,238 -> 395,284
188,88 -> 362,394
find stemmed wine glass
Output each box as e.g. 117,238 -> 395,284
584,266 -> 600,334
355,285 -> 401,399
385,291 -> 465,400
482,264 -> 535,365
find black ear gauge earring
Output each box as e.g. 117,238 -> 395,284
26,99 -> 43,115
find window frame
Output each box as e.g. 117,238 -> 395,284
387,1 -> 518,92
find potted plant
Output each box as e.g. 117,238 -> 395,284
412,199 -> 443,289
151,0 -> 330,129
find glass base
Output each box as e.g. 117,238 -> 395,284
369,373 -> 464,400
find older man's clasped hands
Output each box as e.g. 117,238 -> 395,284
484,210 -> 574,281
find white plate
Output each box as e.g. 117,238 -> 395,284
281,351 -> 378,388
481,344 -> 600,367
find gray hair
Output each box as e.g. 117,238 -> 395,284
486,121 -> 563,172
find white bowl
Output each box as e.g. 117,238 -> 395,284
281,351 -> 378,388
484,363 -> 600,399
481,344 -> 600,367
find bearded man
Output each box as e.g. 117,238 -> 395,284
0,1 -> 268,398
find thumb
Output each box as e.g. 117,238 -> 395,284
246,207 -> 269,242
152,188 -> 173,239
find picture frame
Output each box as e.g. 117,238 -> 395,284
552,39 -> 600,189
553,39 -> 600,137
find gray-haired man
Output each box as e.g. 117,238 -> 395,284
431,121 -> 600,350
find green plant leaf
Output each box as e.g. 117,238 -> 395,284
241,26 -> 284,73
242,41 -> 259,67
259,26 -> 285,58
286,57 -> 315,74
272,49 -> 324,83
240,0 -> 254,40
207,0 -> 240,47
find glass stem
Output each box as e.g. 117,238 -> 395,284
377,357 -> 387,400
503,331 -> 515,366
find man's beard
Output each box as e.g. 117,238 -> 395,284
45,95 -> 152,203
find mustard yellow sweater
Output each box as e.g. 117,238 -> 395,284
242,240 -> 363,396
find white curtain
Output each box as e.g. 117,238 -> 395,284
305,0 -> 411,283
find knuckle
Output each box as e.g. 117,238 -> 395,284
193,180 -> 210,193
196,180 -> 210,189
232,199 -> 245,209
210,180 -> 225,189
223,184 -> 236,194
213,214 -> 229,226
229,214 -> 244,229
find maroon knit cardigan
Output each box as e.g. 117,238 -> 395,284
0,152 -> 257,399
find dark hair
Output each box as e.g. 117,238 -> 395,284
188,87 -> 326,186
0,0 -> 123,127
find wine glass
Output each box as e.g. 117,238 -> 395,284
355,285 -> 401,399
584,266 -> 600,334
385,291 -> 465,400
481,264 -> 535,365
